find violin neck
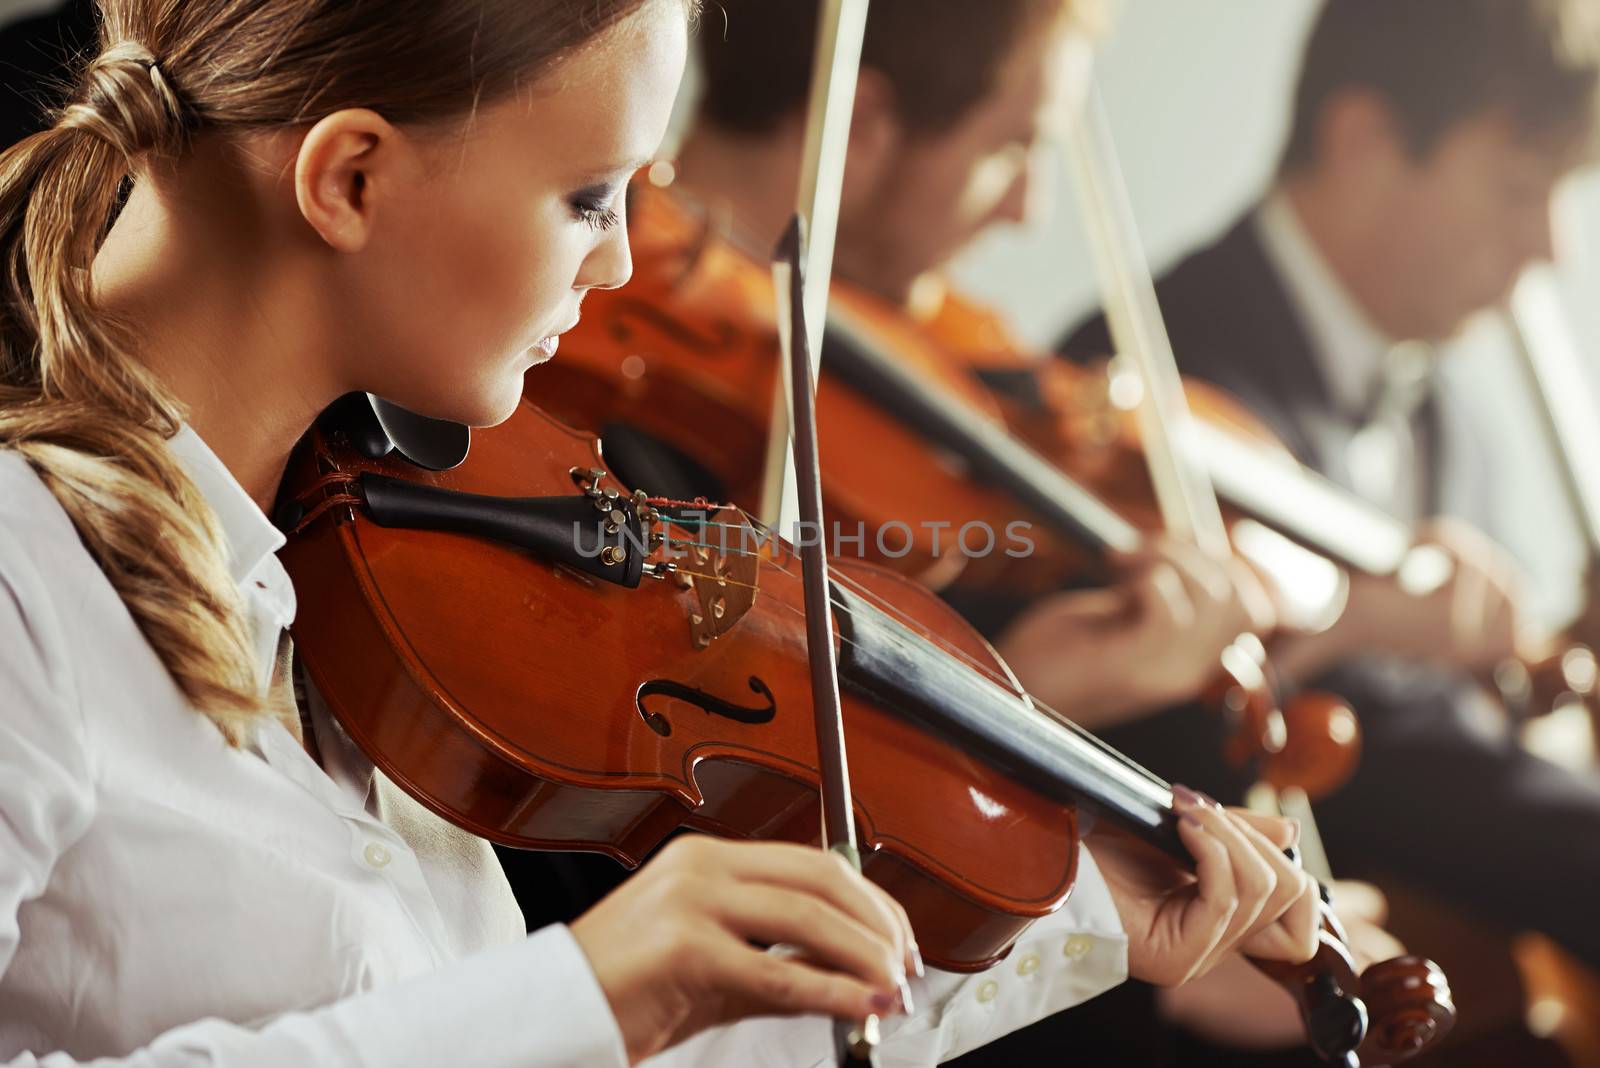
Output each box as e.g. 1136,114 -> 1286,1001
822,307 -> 1143,560
1187,419 -> 1413,576
831,581 -> 1186,861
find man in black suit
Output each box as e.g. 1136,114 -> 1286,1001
1064,0 -> 1600,971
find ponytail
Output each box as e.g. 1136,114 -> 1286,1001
0,43 -> 260,741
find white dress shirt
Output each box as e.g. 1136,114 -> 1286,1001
0,427 -> 1127,1067
1254,189 -> 1436,521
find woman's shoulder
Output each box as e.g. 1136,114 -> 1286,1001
0,450 -> 90,729
0,449 -> 102,615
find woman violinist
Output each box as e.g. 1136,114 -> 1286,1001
0,1 -> 1323,1065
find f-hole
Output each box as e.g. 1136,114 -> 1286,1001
636,677 -> 777,737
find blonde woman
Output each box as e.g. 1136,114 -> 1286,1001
0,1 -> 1320,1065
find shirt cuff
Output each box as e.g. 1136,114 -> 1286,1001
873,844 -> 1128,1064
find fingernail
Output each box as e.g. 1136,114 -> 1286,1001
898,975 -> 915,1015
910,944 -> 926,979
1196,790 -> 1221,810
870,990 -> 897,1013
1172,784 -> 1202,808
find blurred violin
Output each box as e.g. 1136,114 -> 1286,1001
534,175 -> 1361,802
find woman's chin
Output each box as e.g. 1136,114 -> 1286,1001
387,381 -> 523,431
494,366 -> 539,424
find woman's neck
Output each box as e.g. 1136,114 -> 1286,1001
93,164 -> 345,511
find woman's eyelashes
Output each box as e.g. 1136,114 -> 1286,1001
570,186 -> 622,231
577,204 -> 621,231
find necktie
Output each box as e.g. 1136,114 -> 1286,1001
1347,341 -> 1436,522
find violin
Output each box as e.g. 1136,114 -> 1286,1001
274,389 -> 1451,1065
531,175 -> 1360,803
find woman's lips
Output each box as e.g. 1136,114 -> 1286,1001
528,315 -> 581,365
528,334 -> 561,364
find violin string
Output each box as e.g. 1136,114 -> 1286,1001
655,536 -> 768,559
639,506 -> 1173,794
727,510 -> 994,665
674,521 -> 1171,793
656,516 -> 754,533
663,565 -> 764,592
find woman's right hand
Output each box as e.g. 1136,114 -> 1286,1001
570,836 -> 919,1065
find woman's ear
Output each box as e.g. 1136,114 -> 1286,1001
293,108 -> 400,252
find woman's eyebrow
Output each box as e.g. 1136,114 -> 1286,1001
571,158 -> 652,190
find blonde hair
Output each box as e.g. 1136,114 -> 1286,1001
0,0 -> 674,742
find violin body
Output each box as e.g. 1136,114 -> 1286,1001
279,399 -> 1080,971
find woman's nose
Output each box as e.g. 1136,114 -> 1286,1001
578,224 -> 635,292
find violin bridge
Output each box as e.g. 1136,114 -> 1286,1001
683,507 -> 759,647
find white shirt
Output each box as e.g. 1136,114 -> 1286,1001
0,428 -> 1127,1067
1254,189 -> 1434,519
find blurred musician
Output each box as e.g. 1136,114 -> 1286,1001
1063,0 -> 1600,984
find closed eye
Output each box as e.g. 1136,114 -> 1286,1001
575,203 -> 621,231
570,183 -> 623,232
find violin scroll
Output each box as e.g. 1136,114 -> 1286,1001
1253,914 -> 1455,1065
1269,691 -> 1363,801
1214,643 -> 1361,803
1357,955 -> 1456,1064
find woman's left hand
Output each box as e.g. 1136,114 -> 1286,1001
1086,788 -> 1320,987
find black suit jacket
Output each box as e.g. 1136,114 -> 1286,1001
1065,212 -> 1505,526
1066,214 -> 1332,463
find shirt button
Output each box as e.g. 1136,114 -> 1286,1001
975,978 -> 1000,1004
363,842 -> 392,868
1016,952 -> 1040,977
1063,935 -> 1092,960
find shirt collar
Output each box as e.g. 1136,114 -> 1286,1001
166,425 -> 287,586
1253,187 -> 1396,417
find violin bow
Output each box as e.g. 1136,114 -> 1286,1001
756,0 -> 868,528
1064,86 -> 1230,557
1065,80 -> 1376,1060
774,215 -> 881,1066
761,2 -> 881,1063
1060,83 -> 1349,869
